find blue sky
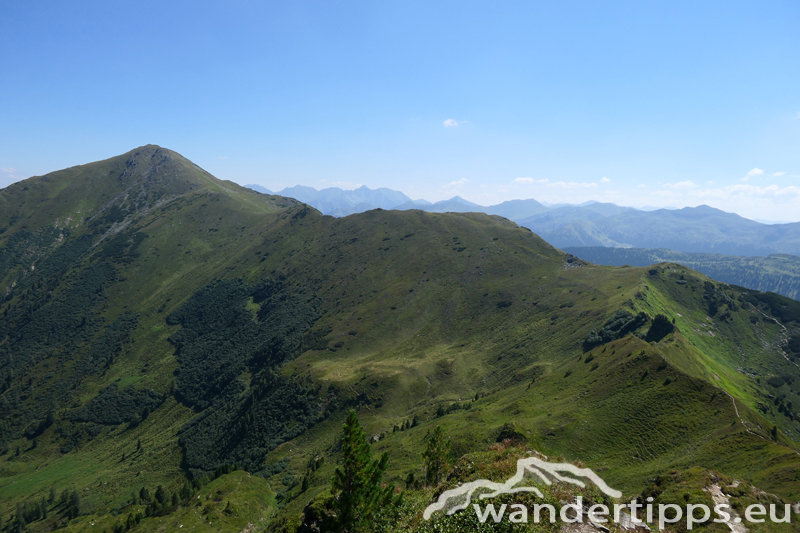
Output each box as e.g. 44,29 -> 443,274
1,0 -> 799,220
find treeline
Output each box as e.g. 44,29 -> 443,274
563,247 -> 800,301
167,278 -> 325,476
1,486 -> 81,532
0,217 -> 145,449
0,465 -> 240,533
69,382 -> 164,425
583,310 -> 649,351
0,227 -> 63,288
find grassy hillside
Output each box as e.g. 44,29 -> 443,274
564,247 -> 800,301
2,147 -> 800,531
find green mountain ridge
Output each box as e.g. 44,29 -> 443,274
2,146 -> 800,532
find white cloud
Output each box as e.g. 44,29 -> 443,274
652,182 -> 800,205
510,177 -> 597,189
0,167 -> 19,181
443,119 -> 459,128
546,181 -> 597,189
773,171 -> 786,177
741,167 -> 764,182
446,178 -> 469,187
663,180 -> 698,189
0,166 -> 23,187
513,177 -> 549,185
218,156 -> 228,160
600,177 -> 611,183
700,184 -> 800,200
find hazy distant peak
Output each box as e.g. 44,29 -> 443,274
245,184 -> 272,194
446,195 -> 480,206
274,184 -> 413,214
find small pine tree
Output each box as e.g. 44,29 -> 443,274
48,486 -> 56,505
155,485 -> 167,505
330,410 -> 393,532
68,490 -> 81,518
422,426 -> 450,486
41,496 -> 48,519
180,483 -> 192,501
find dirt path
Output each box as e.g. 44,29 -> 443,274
705,484 -> 747,533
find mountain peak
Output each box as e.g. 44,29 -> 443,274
446,195 -> 480,206
0,145 -> 294,233
94,145 -> 227,208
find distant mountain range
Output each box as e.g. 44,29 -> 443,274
245,184 -> 800,257
245,184 -> 424,217
525,204 -> 800,256
564,247 -> 800,301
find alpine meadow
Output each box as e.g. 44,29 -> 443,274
2,146 -> 800,532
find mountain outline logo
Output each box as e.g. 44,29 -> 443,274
423,456 -> 622,520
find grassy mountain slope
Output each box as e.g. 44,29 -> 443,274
2,147 -> 800,531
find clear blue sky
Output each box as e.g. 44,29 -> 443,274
1,1 -> 799,220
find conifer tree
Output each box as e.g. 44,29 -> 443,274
422,426 -> 450,486
330,410 -> 393,532
155,485 -> 167,504
68,490 -> 81,518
